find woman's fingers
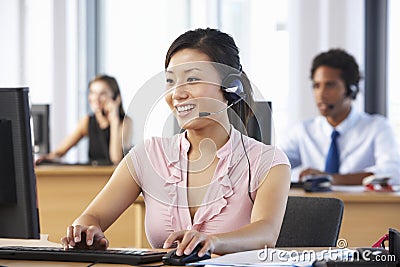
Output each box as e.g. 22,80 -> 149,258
61,225 -> 108,250
163,230 -> 184,249
178,231 -> 201,256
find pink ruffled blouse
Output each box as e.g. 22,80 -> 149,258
128,126 -> 289,248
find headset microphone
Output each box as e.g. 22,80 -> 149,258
199,75 -> 246,117
198,97 -> 241,117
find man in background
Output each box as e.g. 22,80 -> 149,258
280,49 -> 400,185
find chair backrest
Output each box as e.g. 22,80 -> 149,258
276,196 -> 344,247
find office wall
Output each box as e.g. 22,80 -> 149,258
0,0 -> 369,162
0,0 -> 83,162
99,0 -> 190,145
0,0 -> 23,85
99,0 -> 365,148
387,0 -> 400,145
0,0 -> 55,111
287,0 -> 364,128
99,0 -> 291,146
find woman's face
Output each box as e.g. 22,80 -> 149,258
88,80 -> 114,113
164,48 -> 227,129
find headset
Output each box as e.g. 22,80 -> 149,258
197,71 -> 254,203
347,84 -> 359,100
221,73 -> 254,204
327,82 -> 359,110
198,72 -> 246,117
220,73 -> 246,105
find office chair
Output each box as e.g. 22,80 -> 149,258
276,196 -> 344,247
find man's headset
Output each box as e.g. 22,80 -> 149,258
327,83 -> 359,110
347,83 -> 359,100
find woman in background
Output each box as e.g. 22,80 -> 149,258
36,74 -> 132,165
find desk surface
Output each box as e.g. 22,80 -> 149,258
0,260 -> 129,266
290,188 -> 400,203
35,165 -> 147,248
0,236 -> 331,267
35,164 -> 116,176
35,165 -> 400,248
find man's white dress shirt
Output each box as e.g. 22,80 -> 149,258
280,108 -> 400,184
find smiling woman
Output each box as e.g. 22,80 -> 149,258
164,58 -> 230,131
61,28 -> 291,259
165,63 -> 227,129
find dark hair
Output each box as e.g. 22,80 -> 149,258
89,74 -> 125,119
310,48 -> 361,99
165,28 -> 254,125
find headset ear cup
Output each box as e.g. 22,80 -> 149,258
221,73 -> 245,104
348,84 -> 359,100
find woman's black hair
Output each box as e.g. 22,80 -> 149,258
165,28 -> 254,125
89,74 -> 125,120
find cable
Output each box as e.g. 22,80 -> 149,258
236,96 -> 254,204
240,131 -> 254,204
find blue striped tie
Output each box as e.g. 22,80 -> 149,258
325,130 -> 340,174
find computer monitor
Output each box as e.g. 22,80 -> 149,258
228,101 -> 272,145
246,100 -> 272,145
0,87 -> 40,239
31,104 -> 50,154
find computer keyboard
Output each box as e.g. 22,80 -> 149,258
0,246 -> 166,265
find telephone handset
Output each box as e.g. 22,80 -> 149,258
101,92 -> 118,116
112,92 -> 118,100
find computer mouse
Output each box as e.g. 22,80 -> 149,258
162,244 -> 211,266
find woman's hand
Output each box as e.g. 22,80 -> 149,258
103,95 -> 121,122
35,152 -> 59,165
94,95 -> 121,126
163,230 -> 216,257
61,225 -> 109,250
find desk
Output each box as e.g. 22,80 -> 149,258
36,165 -> 400,248
35,165 -> 149,248
0,260 -> 130,266
290,189 -> 400,247
0,237 -> 334,267
2,246 -> 393,267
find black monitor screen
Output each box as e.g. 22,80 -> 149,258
31,104 -> 50,154
0,87 -> 40,239
228,101 -> 272,145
